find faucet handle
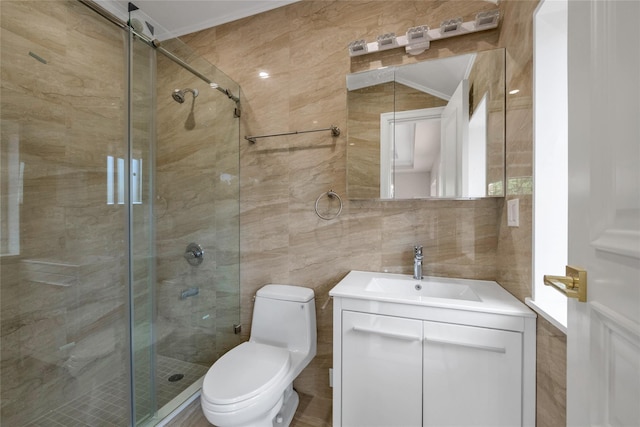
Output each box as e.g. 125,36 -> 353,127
414,245 -> 423,257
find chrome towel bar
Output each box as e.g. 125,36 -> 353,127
245,125 -> 340,144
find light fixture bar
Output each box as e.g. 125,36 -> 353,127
347,9 -> 499,57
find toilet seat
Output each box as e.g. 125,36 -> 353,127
202,342 -> 290,410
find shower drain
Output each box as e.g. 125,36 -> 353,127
168,373 -> 184,382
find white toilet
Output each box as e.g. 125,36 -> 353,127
201,284 -> 317,427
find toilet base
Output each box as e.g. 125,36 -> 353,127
272,384 -> 299,427
201,383 -> 301,427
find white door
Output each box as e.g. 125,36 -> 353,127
566,1 -> 640,425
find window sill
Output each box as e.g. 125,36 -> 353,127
525,297 -> 567,335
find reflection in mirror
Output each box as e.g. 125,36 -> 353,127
1,122 -> 21,256
346,48 -> 505,199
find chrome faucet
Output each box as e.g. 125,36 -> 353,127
413,245 -> 423,280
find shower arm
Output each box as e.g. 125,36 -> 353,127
157,47 -> 240,104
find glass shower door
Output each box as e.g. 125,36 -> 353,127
0,1 -> 241,424
0,1 -> 131,425
152,38 -> 243,418
129,29 -> 157,425
127,9 -> 242,423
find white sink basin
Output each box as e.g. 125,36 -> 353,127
365,277 -> 481,302
329,271 -> 542,314
330,271 -> 540,315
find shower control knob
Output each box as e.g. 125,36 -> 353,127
184,243 -> 204,266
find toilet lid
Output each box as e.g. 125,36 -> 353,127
203,342 -> 290,405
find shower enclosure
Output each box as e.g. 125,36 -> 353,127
0,1 -> 241,425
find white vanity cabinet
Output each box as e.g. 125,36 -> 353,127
330,271 -> 537,427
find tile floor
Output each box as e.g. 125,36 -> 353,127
165,390 -> 333,427
26,356 -> 208,427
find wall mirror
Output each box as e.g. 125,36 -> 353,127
346,48 -> 505,199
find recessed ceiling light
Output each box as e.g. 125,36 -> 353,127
259,71 -> 270,79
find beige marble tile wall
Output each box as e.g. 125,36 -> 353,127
498,0 -> 566,423
0,1 -> 129,424
185,0 -> 564,425
346,81 -> 392,199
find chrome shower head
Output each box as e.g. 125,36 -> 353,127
172,88 -> 199,104
171,89 -> 185,103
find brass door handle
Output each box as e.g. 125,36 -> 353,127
543,265 -> 587,302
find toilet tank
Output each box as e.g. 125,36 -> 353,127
250,285 -> 317,354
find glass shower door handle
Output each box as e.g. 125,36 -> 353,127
184,243 -> 204,266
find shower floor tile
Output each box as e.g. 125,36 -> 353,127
153,355 -> 209,409
27,356 -> 209,427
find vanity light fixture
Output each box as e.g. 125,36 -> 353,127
405,26 -> 430,55
376,33 -> 398,51
347,9 -> 499,57
440,17 -> 463,35
475,10 -> 500,30
348,39 -> 368,56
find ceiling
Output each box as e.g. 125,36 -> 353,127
97,0 -> 300,40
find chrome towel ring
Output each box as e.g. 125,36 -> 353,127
315,190 -> 343,220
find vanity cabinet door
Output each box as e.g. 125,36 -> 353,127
423,321 -> 523,426
341,311 -> 423,427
